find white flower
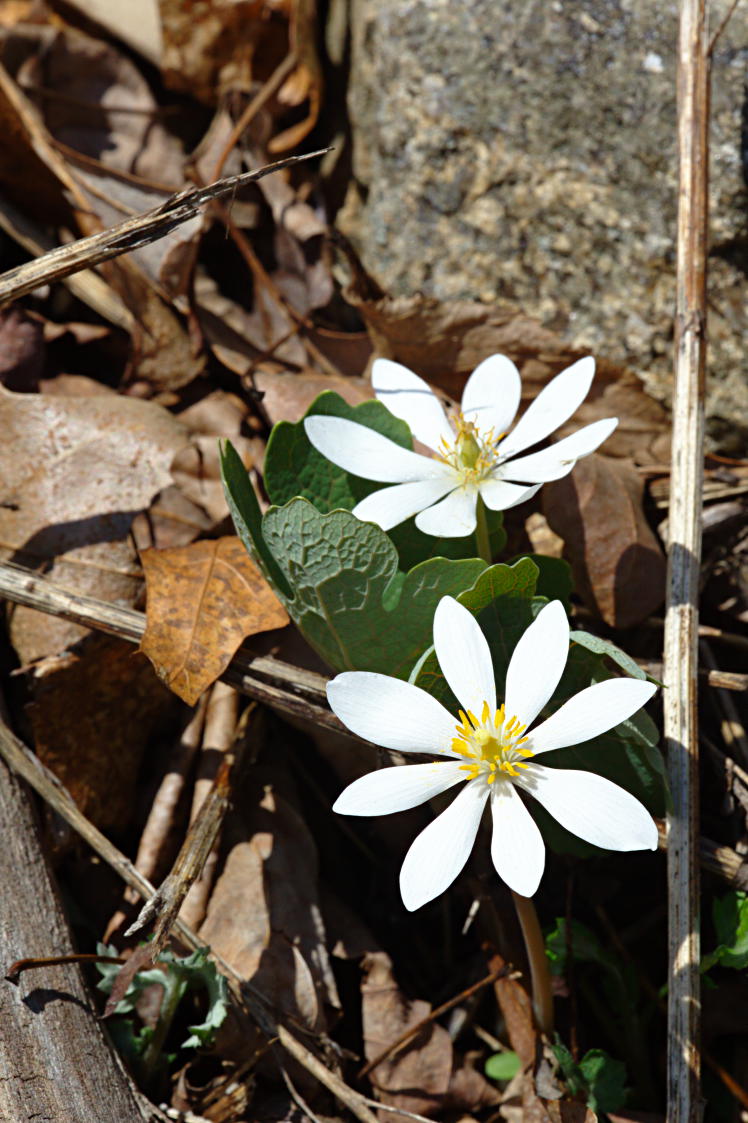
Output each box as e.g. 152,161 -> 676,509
304,355 -> 617,538
328,597 -> 657,909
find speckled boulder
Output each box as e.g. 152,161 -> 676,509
337,0 -> 748,445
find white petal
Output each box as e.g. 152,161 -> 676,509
333,761 -> 467,815
433,596 -> 496,716
399,780 -> 488,910
304,416 -> 446,483
461,354 -> 521,438
516,764 -> 659,851
499,418 -> 619,484
527,678 -> 658,755
353,477 -> 456,531
490,781 -> 546,897
504,600 -> 569,728
327,672 -> 459,755
479,477 -> 542,512
414,485 -> 479,537
498,356 -> 596,458
372,358 -> 455,451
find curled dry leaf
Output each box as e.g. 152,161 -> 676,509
543,454 -> 666,629
361,951 -> 453,1117
140,536 -> 289,705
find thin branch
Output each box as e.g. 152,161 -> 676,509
707,0 -> 741,54
664,2 -> 709,1120
0,149 -> 331,305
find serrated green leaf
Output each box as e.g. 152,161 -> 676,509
485,1051 -> 521,1082
262,498 -> 485,676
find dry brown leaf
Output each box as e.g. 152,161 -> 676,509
0,48 -> 205,392
543,455 -> 666,628
344,289 -> 670,465
0,386 -> 189,663
158,0 -> 291,103
140,536 -> 289,705
361,950 -> 453,1117
16,25 -> 183,183
28,633 -> 175,830
0,306 -> 44,391
199,769 -> 339,1032
253,368 -> 372,426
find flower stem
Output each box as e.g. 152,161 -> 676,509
474,498 -> 493,565
511,889 -> 554,1035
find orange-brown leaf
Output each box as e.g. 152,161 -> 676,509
140,536 -> 289,704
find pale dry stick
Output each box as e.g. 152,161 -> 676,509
105,697 -> 209,941
1,562 -> 746,694
664,1 -> 709,1119
0,193 -> 133,329
0,714 -> 380,1123
178,682 -> 239,930
0,149 -> 331,305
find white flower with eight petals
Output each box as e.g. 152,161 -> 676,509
328,597 -> 657,909
304,355 -> 617,538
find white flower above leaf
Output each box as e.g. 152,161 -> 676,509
328,597 -> 657,909
304,355 -> 617,537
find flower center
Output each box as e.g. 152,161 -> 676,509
436,415 -> 502,483
451,701 -> 534,783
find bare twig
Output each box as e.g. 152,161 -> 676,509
0,149 -> 331,305
707,0 -> 741,54
664,2 -> 709,1119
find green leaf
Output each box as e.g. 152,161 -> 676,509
485,1051 -> 521,1082
578,1049 -> 628,1113
262,391 -> 503,569
413,558 -> 540,707
264,391 -> 412,512
569,629 -> 649,682
703,891 -> 748,972
262,498 -> 485,676
551,1038 -> 628,1114
519,554 -> 573,610
390,505 -> 506,572
219,440 -> 292,599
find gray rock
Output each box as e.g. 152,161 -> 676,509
337,0 -> 748,446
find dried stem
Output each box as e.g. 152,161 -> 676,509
0,149 -> 330,305
664,1 -> 709,1119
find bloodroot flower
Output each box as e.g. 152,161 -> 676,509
304,355 -> 617,537
329,598 -> 657,908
